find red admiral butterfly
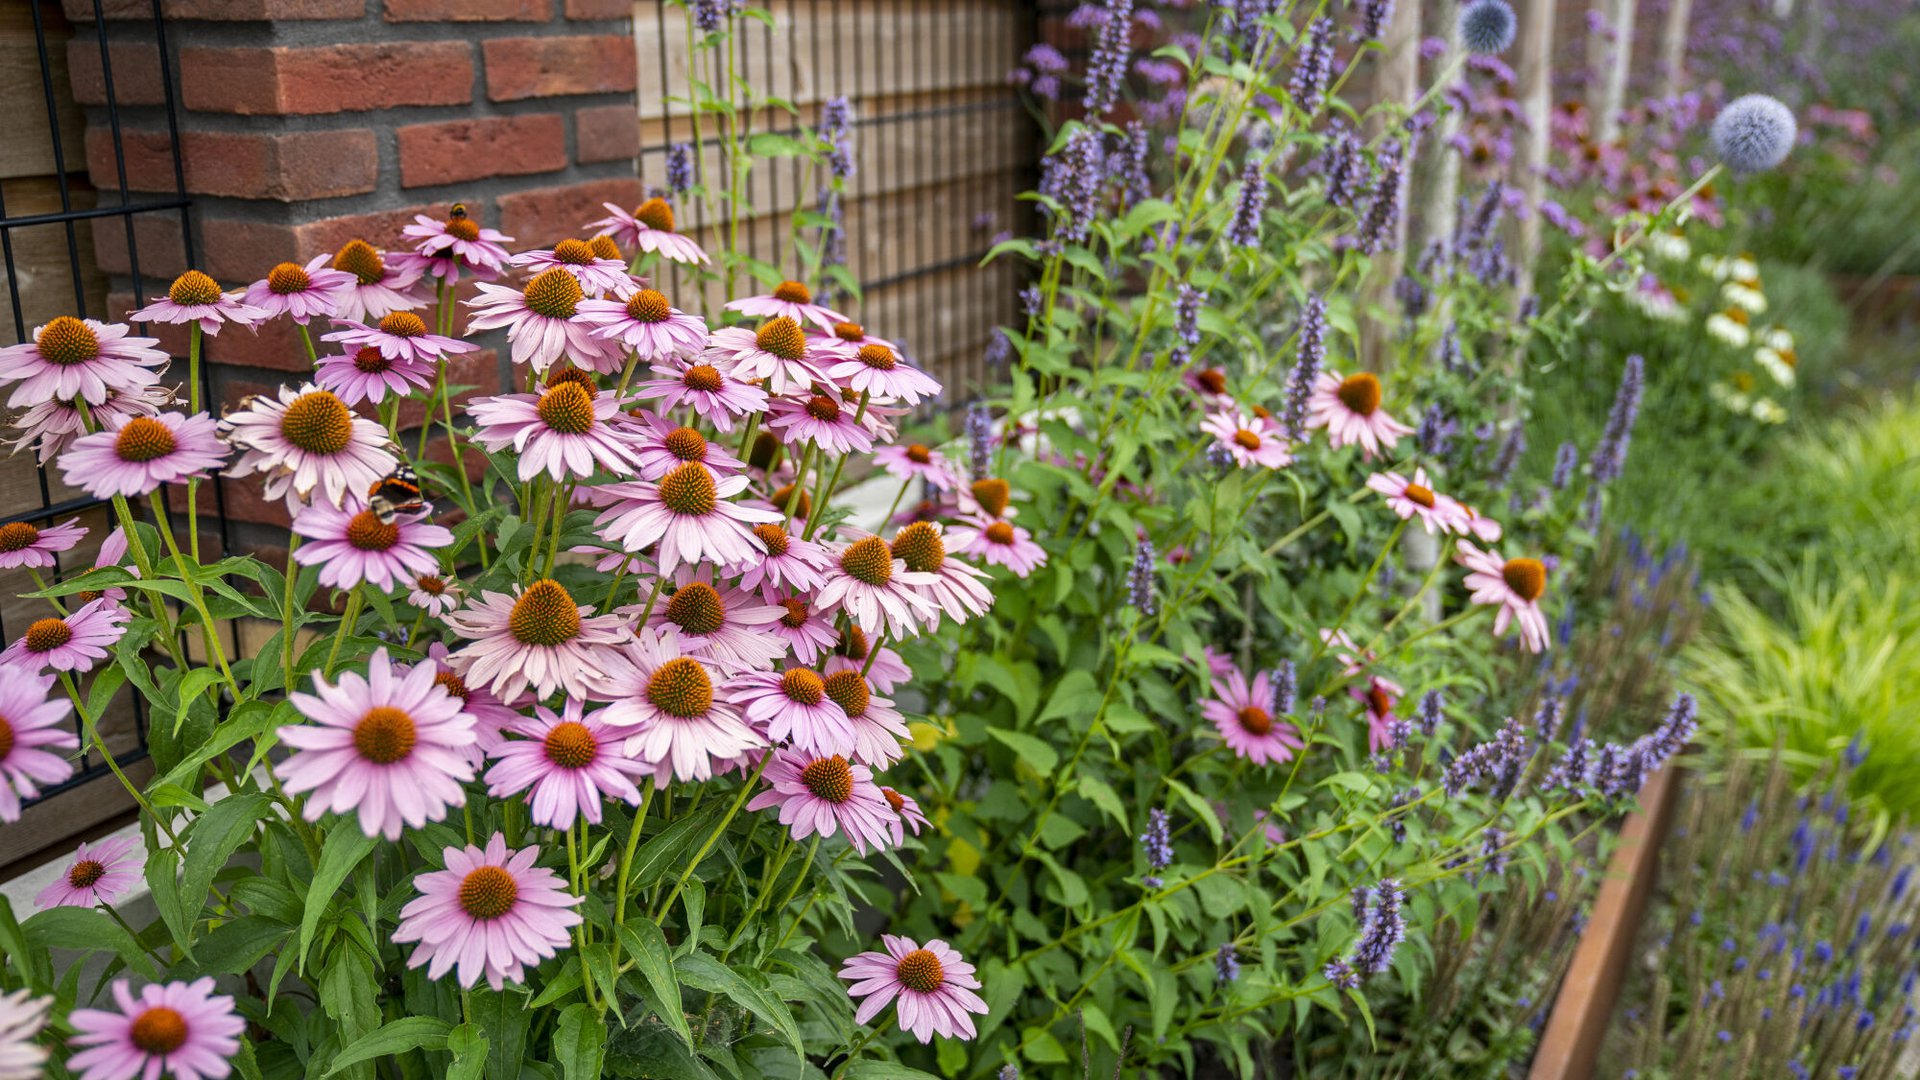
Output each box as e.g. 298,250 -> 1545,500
368,465 -> 431,524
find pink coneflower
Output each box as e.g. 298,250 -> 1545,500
731,523 -> 831,596
82,527 -> 134,605
67,978 -> 243,1080
485,698 -> 646,828
399,209 -> 513,283
0,666 -> 75,823
1202,667 -> 1305,766
1454,502 -> 1504,543
57,411 -> 227,499
8,383 -> 169,465
1457,541 -> 1551,653
576,287 -> 707,362
314,344 -> 437,405
1305,371 -> 1414,459
407,573 -> 463,617
632,359 -> 767,431
622,413 -> 746,479
418,642 -> 522,758
729,667 -> 857,758
1352,674 -> 1406,753
464,269 -> 614,374
278,648 -> 476,840
815,535 -> 940,640
945,517 -> 1048,577
322,310 -> 477,367
127,269 -> 268,335
510,239 -> 636,299
823,342 -> 941,405
727,280 -> 847,331
587,198 -> 709,265
594,627 -> 760,782
467,383 -> 643,483
35,836 -> 142,910
446,579 -> 629,701
889,522 -> 992,625
0,317 -> 166,407
221,384 -> 398,509
1319,627 -> 1376,678
0,989 -> 52,1079
326,239 -> 428,323
766,391 -> 875,455
838,936 -> 988,1044
0,517 -> 85,570
954,476 -> 1018,521
292,498 -> 452,592
592,461 -> 780,573
873,442 -> 962,491
1199,644 -> 1237,683
825,626 -> 912,694
1182,366 -> 1232,405
241,255 -> 355,325
809,320 -> 900,362
747,749 -> 895,854
392,834 -> 582,991
822,669 -> 910,768
1366,467 -> 1465,533
878,787 -> 930,846
644,565 -> 788,670
704,319 -> 826,395
1201,409 -> 1293,470
2,599 -> 128,675
765,594 -> 838,663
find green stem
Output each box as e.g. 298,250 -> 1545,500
652,754 -> 770,921
325,588 -> 365,677
614,786 -> 655,930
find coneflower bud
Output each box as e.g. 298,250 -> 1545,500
1588,354 -> 1644,486
666,143 -> 694,195
1281,294 -> 1326,440
1225,157 -> 1270,249
1711,94 -> 1798,175
1128,536 -> 1158,615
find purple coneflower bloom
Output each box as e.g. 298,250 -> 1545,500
322,310 -> 476,369
241,255 -> 355,325
1305,370 -> 1414,459
57,411 -> 227,499
945,517 -> 1048,578
1201,409 -> 1292,470
9,383 -> 168,466
0,317 -> 167,407
417,642 -> 521,760
730,523 -> 832,596
326,239 -> 427,323
67,978 -> 243,1080
747,748 -> 895,854
705,319 -> 827,395
510,240 -> 636,299
823,668 -> 911,768
407,573 -> 463,617
730,666 -> 859,758
392,834 -> 583,991
592,461 -> 780,573
879,787 -> 930,846
873,442 -> 962,491
839,935 -> 989,1043
446,579 -> 629,702
127,269 -> 269,335
292,499 -> 452,593
2,599 -> 128,675
221,384 -> 397,510
0,989 -> 51,1078
1366,467 -> 1466,534
632,359 -> 767,431
809,320 -> 900,362
0,517 -> 85,570
399,210 -> 513,283
766,595 -> 839,664
35,836 -> 143,910
643,565 -> 787,670
1457,541 -> 1550,652
816,535 -> 940,640
890,521 -> 993,626
825,626 -> 912,694
314,345 -> 437,406
766,391 -> 875,455
0,666 -> 75,822
467,383 -> 644,483
823,343 -> 942,406
486,698 -> 646,828
464,270 -> 613,375
620,413 -> 746,480
1202,667 -> 1306,766
576,287 -> 708,362
586,198 -> 709,265
727,279 -> 847,331
595,627 -> 761,783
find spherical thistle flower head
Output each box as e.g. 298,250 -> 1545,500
632,358 -> 768,433
400,209 -> 514,283
485,697 -> 646,828
823,342 -> 943,406
1200,409 -> 1293,470
1457,540 -> 1551,653
1712,94 -> 1798,175
704,319 -> 828,396
467,383 -> 644,483
1366,467 -> 1467,534
619,410 -> 748,480
392,833 -> 583,991
67,978 -> 243,1080
127,270 -> 269,336
241,254 -> 356,326
9,383 -> 170,467
277,648 -> 476,841
873,442 -> 963,491
444,579 -> 630,702
510,240 -> 638,300
319,309 -> 478,370
729,521 -> 832,596
57,411 -> 227,500
34,835 -> 143,910
327,239 -> 428,323
726,279 -> 849,332
0,317 -> 167,408
730,665 -> 861,759
642,564 -> 788,670
221,384 -> 398,511
1202,667 -> 1305,766
1305,370 -> 1415,459
314,344 -> 438,406
945,516 -> 1048,578
575,287 -> 708,363
292,498 -> 453,593
821,668 -> 912,769
0,989 -> 52,1080
0,516 -> 86,571
585,198 -> 710,265
591,460 -> 781,574
594,627 -> 762,784
1458,0 -> 1517,54
746,748 -> 896,854
0,664 -> 76,823
839,935 -> 989,1044
463,269 -> 616,375
2,598 -> 128,675
890,521 -> 994,626
407,572 -> 463,618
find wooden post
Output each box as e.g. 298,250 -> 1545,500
1361,0 -> 1423,372
1424,0 -> 1465,250
1657,0 -> 1694,99
1586,0 -> 1638,143
1511,0 -> 1556,305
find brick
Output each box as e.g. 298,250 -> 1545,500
196,202 -> 510,284
397,114 -> 566,188
85,128 -> 377,201
574,103 -> 639,165
481,35 -> 635,101
181,43 -> 473,116
66,41 -> 166,107
66,0 -> 364,19
496,177 -> 643,248
564,0 -> 632,18
385,0 -> 546,19
94,222 -> 193,285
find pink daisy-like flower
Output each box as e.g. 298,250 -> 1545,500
945,516 -> 1048,578
407,573 -> 464,617
823,342 -> 942,406
485,698 -> 646,828
1351,674 -> 1406,753
595,628 -> 762,783
747,749 -> 895,854
1454,502 -> 1504,543
392,834 -> 583,991
465,269 -> 614,374
1366,467 -> 1466,533
446,579 -> 630,701
0,665 -> 75,822
815,535 -> 940,640
326,239 -> 428,323
222,384 -> 398,510
1183,366 -> 1232,405
839,935 -> 989,1044
644,565 -> 788,670
83,527 -> 135,605
766,390 -> 875,455
322,310 -> 477,367
954,476 -> 1018,521
824,626 -> 913,694
1201,408 -> 1293,470
729,667 -> 858,758
873,442 -> 963,491
277,648 -> 476,840
127,269 -> 269,336
314,344 -> 438,406
292,499 -> 452,593
510,239 -> 636,299
632,358 -> 767,431
399,210 -> 514,283
35,836 -> 143,910
726,279 -> 847,331
592,461 -> 780,573
704,320 -> 827,395
418,642 -> 522,759
587,198 -> 709,265
576,287 -> 707,362
57,411 -> 227,499
1457,541 -> 1551,653
1201,667 -> 1305,766
730,523 -> 832,596
878,787 -> 930,846
821,668 -> 911,769
8,383 -> 169,466
889,521 -> 994,626
765,594 -> 839,664
241,255 -> 355,325
67,978 -> 243,1080
2,599 -> 128,675
809,320 -> 900,362
0,516 -> 85,570
1199,644 -> 1237,683
1305,370 -> 1414,459
0,989 -> 52,1079
467,383 -> 644,483
1319,627 -> 1375,679
0,317 -> 166,407
621,413 -> 746,480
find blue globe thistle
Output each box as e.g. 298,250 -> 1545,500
1711,94 -> 1797,174
1458,0 -> 1517,55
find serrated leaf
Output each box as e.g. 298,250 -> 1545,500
618,920 -> 691,1049
673,952 -> 803,1059
299,818 -> 379,973
323,1017 -> 451,1077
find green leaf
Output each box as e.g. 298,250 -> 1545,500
1036,669 -> 1102,727
617,920 -> 691,1049
1076,775 -> 1129,828
323,1017 -> 452,1077
466,988 -> 531,1080
627,805 -> 721,891
193,915 -> 291,977
841,1064 -> 942,1080
182,793 -> 270,926
987,728 -> 1059,775
299,818 -> 379,973
145,846 -> 192,959
673,952 -> 804,1059
21,906 -> 158,979
1166,778 -> 1225,844
553,1004 -> 608,1080
447,1024 -> 489,1080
